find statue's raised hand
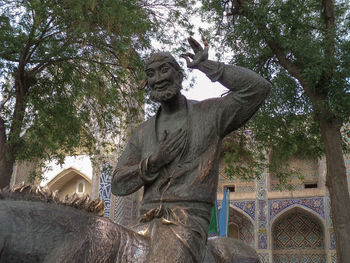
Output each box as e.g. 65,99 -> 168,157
148,129 -> 186,173
181,36 -> 209,69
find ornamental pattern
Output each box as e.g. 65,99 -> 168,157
258,230 -> 268,250
273,254 -> 326,263
257,174 -> 269,250
272,211 -> 326,263
229,211 -> 254,247
114,195 -> 125,223
330,231 -> 336,250
331,253 -> 337,263
230,200 -> 255,221
326,192 -> 333,227
258,253 -> 269,263
272,212 -> 324,250
269,198 -> 325,220
236,184 -> 255,193
270,183 -> 304,191
98,163 -> 113,218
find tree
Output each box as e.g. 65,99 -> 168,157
0,0 -> 160,188
197,0 -> 350,260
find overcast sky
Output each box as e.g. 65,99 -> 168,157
181,66 -> 227,101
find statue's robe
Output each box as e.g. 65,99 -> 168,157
112,62 -> 270,262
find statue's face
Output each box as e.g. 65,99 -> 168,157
146,61 -> 182,103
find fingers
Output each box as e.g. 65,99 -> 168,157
188,36 -> 203,53
201,35 -> 209,53
201,35 -> 209,48
184,52 -> 195,59
168,136 -> 186,155
180,54 -> 191,66
180,53 -> 195,66
181,36 -> 209,68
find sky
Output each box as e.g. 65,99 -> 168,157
181,68 -> 227,101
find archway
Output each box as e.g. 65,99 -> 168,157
45,167 -> 92,199
228,207 -> 255,247
272,207 -> 326,263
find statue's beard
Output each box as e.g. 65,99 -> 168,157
149,83 -> 182,103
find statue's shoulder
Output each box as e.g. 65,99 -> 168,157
190,97 -> 222,112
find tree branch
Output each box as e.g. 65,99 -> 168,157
317,0 -> 336,90
30,56 -> 78,75
25,16 -> 56,65
0,52 -> 20,62
18,12 -> 38,74
232,0 -> 323,102
0,97 -> 11,113
0,115 -> 6,152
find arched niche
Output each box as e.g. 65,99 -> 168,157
271,206 -> 326,263
228,206 -> 255,247
45,167 -> 92,199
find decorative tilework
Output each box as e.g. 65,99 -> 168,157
230,200 -> 255,221
258,200 -> 267,227
113,191 -> 139,226
273,254 -> 326,263
98,162 -> 113,218
326,192 -> 333,227
270,183 -> 304,191
258,253 -> 269,263
114,195 -> 125,223
272,211 -> 324,250
229,209 -> 255,247
258,229 -> 268,249
330,230 -> 336,250
331,253 -> 337,263
236,184 -> 256,193
269,198 -> 325,220
257,173 -> 269,250
272,210 -> 326,263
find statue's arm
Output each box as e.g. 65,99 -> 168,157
111,133 -> 145,196
182,36 -> 271,138
199,61 -> 271,137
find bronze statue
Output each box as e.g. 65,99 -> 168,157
112,37 -> 271,262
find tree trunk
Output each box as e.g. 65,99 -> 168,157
0,153 -> 15,189
319,117 -> 350,262
0,116 -> 14,188
0,74 -> 29,189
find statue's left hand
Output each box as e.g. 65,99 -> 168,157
181,36 -> 209,69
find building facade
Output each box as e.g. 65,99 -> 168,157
215,154 -> 350,263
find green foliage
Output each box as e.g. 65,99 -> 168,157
222,129 -> 266,182
197,0 -> 350,185
0,0 -> 165,171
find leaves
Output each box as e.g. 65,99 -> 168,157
0,0 -> 166,180
196,0 -> 350,185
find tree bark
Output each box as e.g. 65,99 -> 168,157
319,117 -> 350,262
0,116 -> 15,188
0,74 -> 29,188
0,152 -> 15,189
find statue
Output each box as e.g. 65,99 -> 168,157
112,37 -> 271,262
0,185 -> 260,262
0,37 -> 269,263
